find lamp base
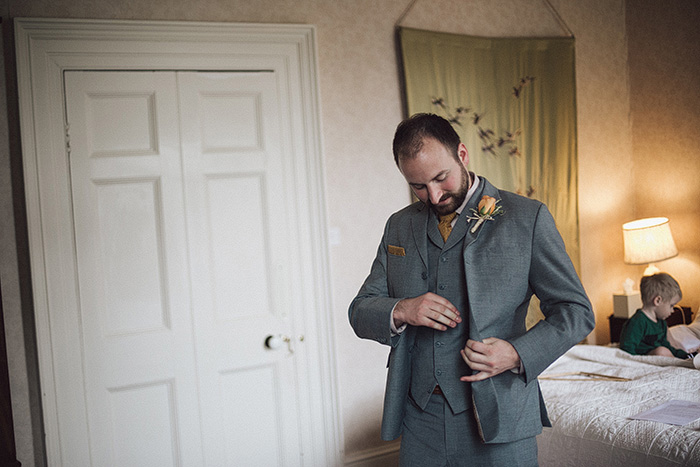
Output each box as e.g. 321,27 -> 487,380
643,264 -> 660,276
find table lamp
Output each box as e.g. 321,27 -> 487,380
622,217 -> 678,276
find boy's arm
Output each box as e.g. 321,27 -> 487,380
661,340 -> 688,358
661,322 -> 690,358
665,343 -> 690,358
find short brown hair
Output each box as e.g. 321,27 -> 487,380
640,273 -> 682,306
392,113 -> 461,166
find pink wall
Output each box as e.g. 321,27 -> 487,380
626,1 -> 700,324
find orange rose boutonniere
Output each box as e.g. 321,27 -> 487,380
468,195 -> 505,233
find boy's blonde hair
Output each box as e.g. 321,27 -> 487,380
640,273 -> 682,306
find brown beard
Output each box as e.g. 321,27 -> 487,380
430,166 -> 471,216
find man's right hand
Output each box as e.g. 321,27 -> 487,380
393,293 -> 461,331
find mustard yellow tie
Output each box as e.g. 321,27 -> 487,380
438,212 -> 457,242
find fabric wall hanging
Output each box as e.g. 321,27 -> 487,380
398,27 -> 580,275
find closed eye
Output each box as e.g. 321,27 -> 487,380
408,171 -> 450,190
434,170 -> 450,182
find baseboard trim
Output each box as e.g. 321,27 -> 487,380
344,441 -> 400,467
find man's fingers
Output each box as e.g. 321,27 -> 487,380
413,310 -> 448,331
460,372 -> 487,382
461,348 -> 489,368
463,340 -> 489,364
430,309 -> 460,326
461,338 -> 521,380
426,293 -> 460,315
420,295 -> 460,329
465,339 -> 489,353
394,293 -> 461,330
432,305 -> 461,325
460,350 -> 490,381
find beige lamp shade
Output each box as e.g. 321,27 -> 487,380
622,217 -> 678,265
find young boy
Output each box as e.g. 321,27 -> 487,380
619,273 -> 690,358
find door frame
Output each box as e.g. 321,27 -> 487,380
15,18 -> 340,465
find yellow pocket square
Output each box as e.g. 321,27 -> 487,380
388,245 -> 406,256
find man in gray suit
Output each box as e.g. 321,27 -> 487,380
349,113 -> 594,466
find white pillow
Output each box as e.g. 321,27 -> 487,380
668,324 -> 700,352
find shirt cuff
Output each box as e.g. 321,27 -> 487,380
510,362 -> 524,375
390,302 -> 407,335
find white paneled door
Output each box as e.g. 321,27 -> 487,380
64,70 -> 307,466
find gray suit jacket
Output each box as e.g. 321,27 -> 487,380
349,177 -> 594,443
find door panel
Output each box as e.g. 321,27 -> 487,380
207,175 -> 271,321
177,72 -> 300,466
65,71 -> 203,467
96,179 -> 168,334
64,70 -> 303,466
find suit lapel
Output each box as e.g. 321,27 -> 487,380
463,178 -> 503,443
462,179 -> 502,338
442,209 -> 467,249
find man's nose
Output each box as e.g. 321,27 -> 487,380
428,186 -> 443,205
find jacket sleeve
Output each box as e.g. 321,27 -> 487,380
509,204 -> 595,383
348,219 -> 402,347
660,322 -> 689,358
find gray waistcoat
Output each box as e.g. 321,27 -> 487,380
410,212 -> 472,414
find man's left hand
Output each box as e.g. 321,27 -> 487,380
459,338 -> 520,382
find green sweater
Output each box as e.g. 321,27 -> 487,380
619,309 -> 687,358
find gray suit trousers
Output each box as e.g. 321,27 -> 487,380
399,392 -> 538,467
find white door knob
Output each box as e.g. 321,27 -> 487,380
265,335 -> 305,353
265,335 -> 285,350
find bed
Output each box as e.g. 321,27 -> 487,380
537,339 -> 700,466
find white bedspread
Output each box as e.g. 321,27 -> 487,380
537,345 -> 700,467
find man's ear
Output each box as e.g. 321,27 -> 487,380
457,143 -> 469,167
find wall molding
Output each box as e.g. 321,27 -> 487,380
344,440 -> 400,467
